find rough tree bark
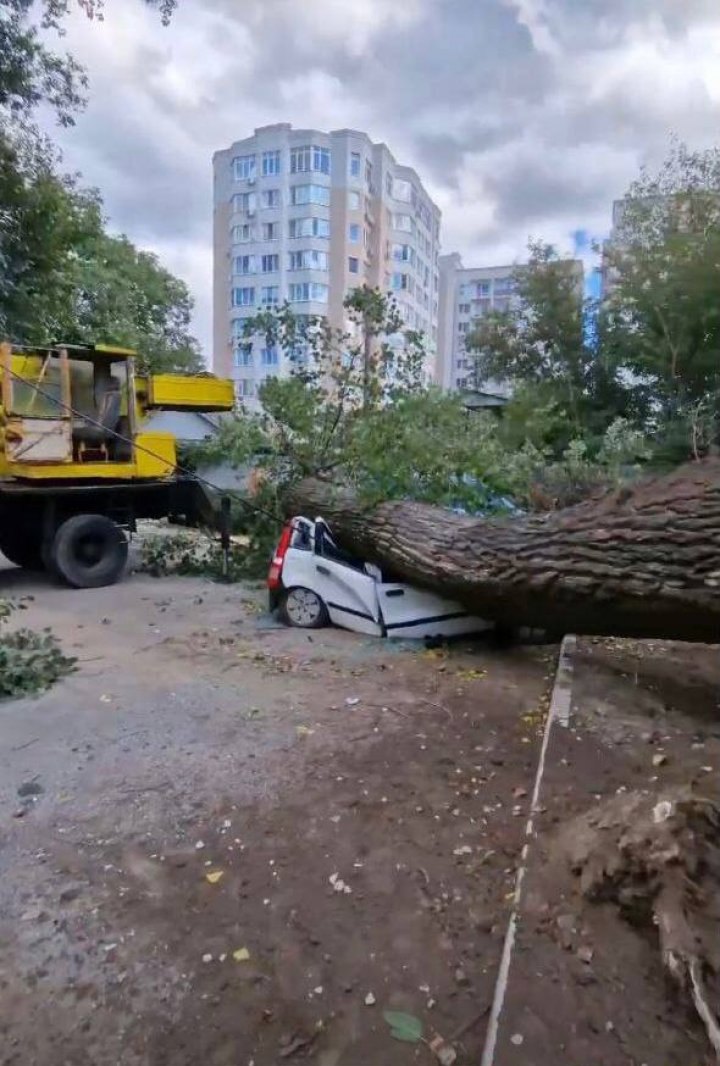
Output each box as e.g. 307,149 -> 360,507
286,460 -> 720,642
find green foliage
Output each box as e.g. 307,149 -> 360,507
0,0 -> 177,125
466,242 -> 636,451
138,531 -> 247,581
382,1011 -> 423,1043
0,122 -> 202,371
601,141 -> 720,461
0,599 -> 76,699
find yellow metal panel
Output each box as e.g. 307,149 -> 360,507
3,461 -> 139,480
2,434 -> 177,481
135,432 -> 177,478
147,374 -> 234,412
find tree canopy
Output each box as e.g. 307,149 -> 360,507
0,122 -> 201,372
465,142 -> 720,464
0,0 -> 177,124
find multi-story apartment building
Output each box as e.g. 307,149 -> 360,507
213,124 -> 441,405
438,253 -> 584,393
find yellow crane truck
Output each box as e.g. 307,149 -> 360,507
0,342 -> 234,587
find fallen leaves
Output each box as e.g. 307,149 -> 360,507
383,1010 -> 423,1042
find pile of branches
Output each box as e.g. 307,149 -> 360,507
0,600 -> 76,699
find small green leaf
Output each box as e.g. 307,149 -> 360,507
383,1010 -> 423,1043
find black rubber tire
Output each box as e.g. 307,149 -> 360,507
0,527 -> 44,570
51,514 -> 128,589
279,586 -> 329,629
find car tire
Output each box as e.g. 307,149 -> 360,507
51,514 -> 129,589
280,586 -> 329,629
0,527 -> 44,570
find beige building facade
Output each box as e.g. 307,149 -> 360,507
438,253 -> 584,393
213,124 -> 441,405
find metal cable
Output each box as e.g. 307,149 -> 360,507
2,365 -> 287,529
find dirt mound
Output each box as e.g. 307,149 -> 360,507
558,787 -> 720,1059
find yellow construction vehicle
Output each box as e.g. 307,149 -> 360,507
0,342 -> 234,587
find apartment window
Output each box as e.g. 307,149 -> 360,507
235,379 -> 254,399
288,249 -> 329,271
456,357 -> 465,369
261,189 -> 280,209
289,282 -> 329,303
348,223 -> 361,243
458,303 -> 471,314
262,150 -> 281,176
261,285 -> 280,306
455,377 -> 465,389
233,255 -> 255,275
350,152 -> 361,178
494,276 -> 514,295
475,281 -> 491,297
261,347 -> 279,366
365,160 -> 373,187
289,217 -> 330,239
391,272 -> 409,291
348,190 -> 361,210
232,192 -> 256,213
231,224 -> 253,243
459,284 -> 472,299
291,183 -> 330,206
392,178 -> 413,203
231,317 -> 253,338
290,145 -> 331,175
392,242 -> 413,263
233,154 -> 256,181
348,257 -> 359,274
393,213 -> 413,233
262,221 -> 279,241
231,287 -> 255,307
234,345 -> 253,368
458,322 -> 469,334
260,253 -> 279,273
385,172 -> 393,196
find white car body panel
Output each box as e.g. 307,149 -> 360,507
277,517 -> 491,639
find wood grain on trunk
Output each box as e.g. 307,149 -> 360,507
286,460 -> 720,641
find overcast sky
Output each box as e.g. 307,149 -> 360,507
46,0 -> 720,358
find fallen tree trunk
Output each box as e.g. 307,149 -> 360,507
286,460 -> 720,641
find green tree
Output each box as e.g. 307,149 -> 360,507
466,242 -> 634,452
0,123 -> 201,372
601,141 -> 720,459
0,1 -> 177,124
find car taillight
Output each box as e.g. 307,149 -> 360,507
267,523 -> 293,590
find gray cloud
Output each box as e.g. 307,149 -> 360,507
44,0 -> 720,355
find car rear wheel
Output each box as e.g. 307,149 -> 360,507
280,586 -> 329,629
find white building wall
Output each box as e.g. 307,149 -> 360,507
213,124 -> 440,408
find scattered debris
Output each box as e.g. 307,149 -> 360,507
365,992 -> 376,1006
233,947 -> 251,963
652,753 -> 668,767
429,1033 -> 457,1065
577,945 -> 594,964
205,870 -> 224,884
510,1033 -> 524,1046
561,788 -> 720,1061
329,872 -> 352,894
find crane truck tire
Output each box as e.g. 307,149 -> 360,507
50,514 -> 129,589
0,527 -> 44,570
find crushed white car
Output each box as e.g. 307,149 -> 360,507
268,516 -> 492,639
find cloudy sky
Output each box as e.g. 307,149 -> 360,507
47,0 -> 720,358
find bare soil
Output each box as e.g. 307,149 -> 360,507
1,562 -> 718,1066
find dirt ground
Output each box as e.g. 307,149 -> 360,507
1,559 -> 718,1066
